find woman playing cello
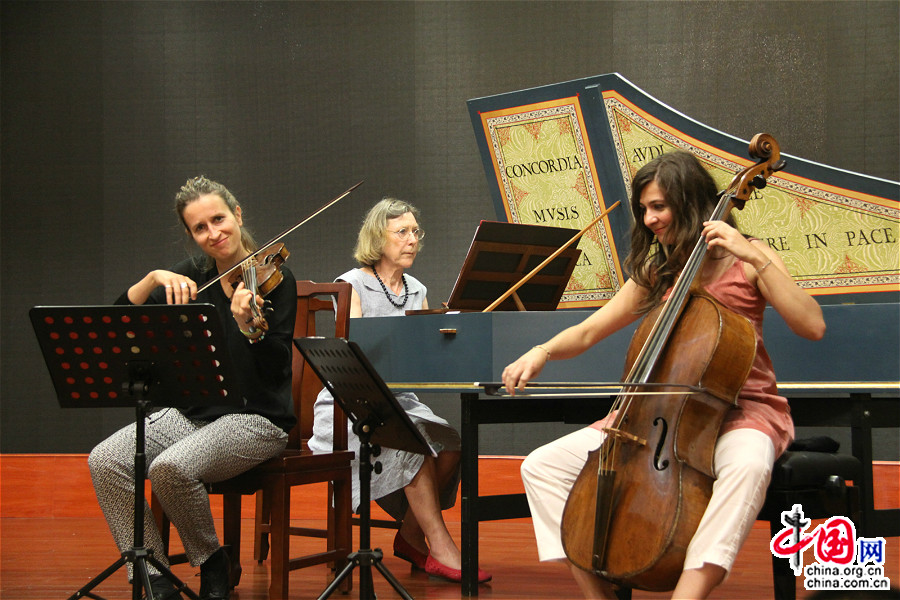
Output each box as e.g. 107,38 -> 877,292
501,150 -> 825,599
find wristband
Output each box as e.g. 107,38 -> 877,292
240,326 -> 265,344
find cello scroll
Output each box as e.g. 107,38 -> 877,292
725,133 -> 786,211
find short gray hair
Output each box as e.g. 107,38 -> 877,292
353,197 -> 422,266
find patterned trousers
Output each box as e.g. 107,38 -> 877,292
88,408 -> 288,577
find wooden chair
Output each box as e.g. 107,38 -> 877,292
152,280 -> 354,599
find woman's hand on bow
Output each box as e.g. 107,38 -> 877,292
501,346 -> 549,396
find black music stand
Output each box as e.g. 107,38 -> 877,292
293,337 -> 435,600
30,304 -> 242,600
445,220 -> 581,311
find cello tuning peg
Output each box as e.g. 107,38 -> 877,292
752,174 -> 768,190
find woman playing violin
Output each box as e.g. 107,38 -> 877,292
88,176 -> 297,600
502,151 -> 825,599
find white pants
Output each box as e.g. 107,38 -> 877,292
520,426 -> 774,574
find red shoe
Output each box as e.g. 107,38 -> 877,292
393,531 -> 428,570
425,554 -> 492,583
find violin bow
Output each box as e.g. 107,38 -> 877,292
197,180 -> 364,294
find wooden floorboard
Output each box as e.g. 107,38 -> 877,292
2,455 -> 898,599
0,518 -> 832,599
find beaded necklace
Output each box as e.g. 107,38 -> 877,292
371,266 -> 409,308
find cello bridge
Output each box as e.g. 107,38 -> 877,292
601,427 -> 646,446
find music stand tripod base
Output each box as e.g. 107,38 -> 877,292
295,337 -> 434,600
318,419 -> 415,600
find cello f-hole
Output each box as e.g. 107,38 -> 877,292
652,417 -> 669,471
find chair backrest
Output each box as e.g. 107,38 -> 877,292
289,280 -> 351,452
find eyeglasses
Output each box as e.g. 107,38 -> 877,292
387,227 -> 425,241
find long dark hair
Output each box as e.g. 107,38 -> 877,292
624,151 -> 737,313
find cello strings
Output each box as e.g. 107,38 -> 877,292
598,187 -> 735,475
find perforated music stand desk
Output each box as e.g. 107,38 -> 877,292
444,220 -> 581,312
30,304 -> 241,409
30,303 -> 242,600
294,336 -> 434,600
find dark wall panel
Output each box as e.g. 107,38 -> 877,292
2,1 -> 897,456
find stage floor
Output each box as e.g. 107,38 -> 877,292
2,455 -> 897,599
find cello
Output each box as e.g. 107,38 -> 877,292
560,134 -> 785,591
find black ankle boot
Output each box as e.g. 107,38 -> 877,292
199,546 -> 231,600
146,573 -> 184,600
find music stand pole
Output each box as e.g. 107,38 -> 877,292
70,371 -> 198,600
318,419 -> 414,600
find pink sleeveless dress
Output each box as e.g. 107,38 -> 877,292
591,257 -> 794,457
705,257 -> 794,456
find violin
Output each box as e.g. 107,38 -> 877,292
226,243 -> 291,332
560,134 -> 785,591
193,181 -> 363,332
